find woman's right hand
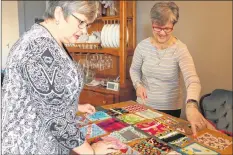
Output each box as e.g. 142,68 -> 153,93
91,141 -> 119,154
136,85 -> 147,104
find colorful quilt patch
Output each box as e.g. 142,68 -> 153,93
146,137 -> 173,153
135,109 -> 163,119
117,114 -> 145,125
156,116 -> 179,125
135,120 -> 169,136
170,121 -> 193,135
80,123 -> 106,139
105,108 -> 129,117
178,142 -> 219,154
157,130 -> 190,147
196,133 -> 232,150
121,104 -> 148,113
96,118 -> 128,132
110,126 -> 148,143
75,115 -> 90,127
132,140 -> 169,155
86,111 -> 111,121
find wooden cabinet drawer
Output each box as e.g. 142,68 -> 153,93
79,90 -> 114,106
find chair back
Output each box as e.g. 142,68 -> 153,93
200,89 -> 232,136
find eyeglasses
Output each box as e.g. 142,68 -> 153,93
71,14 -> 91,29
152,26 -> 173,33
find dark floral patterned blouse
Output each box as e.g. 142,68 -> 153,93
2,24 -> 85,154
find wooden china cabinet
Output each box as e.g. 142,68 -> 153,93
66,1 -> 137,106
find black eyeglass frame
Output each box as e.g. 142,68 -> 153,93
71,14 -> 91,29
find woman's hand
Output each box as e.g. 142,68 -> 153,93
78,103 -> 95,115
186,103 -> 216,137
136,85 -> 147,104
92,141 -> 119,154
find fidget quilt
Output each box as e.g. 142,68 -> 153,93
80,123 -> 106,139
86,111 -> 111,121
157,130 -> 190,147
170,121 -> 193,135
117,114 -> 145,125
135,120 -> 169,136
146,137 -> 173,153
195,133 -> 232,151
110,126 -> 148,143
178,142 -> 219,155
135,109 -> 163,119
121,104 -> 148,113
96,118 -> 128,132
105,108 -> 129,117
75,115 -> 90,127
156,116 -> 179,125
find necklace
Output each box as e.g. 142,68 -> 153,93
150,36 -> 176,50
156,48 -> 167,60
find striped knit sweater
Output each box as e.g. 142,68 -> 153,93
130,37 -> 201,110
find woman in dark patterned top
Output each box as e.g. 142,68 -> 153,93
2,1 -> 118,154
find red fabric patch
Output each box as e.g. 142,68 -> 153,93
135,120 -> 169,136
96,118 -> 128,132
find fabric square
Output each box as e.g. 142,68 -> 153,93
109,132 -> 127,143
170,121 -> 193,135
75,115 -> 90,127
195,133 -> 232,150
122,104 -> 147,113
101,135 -> 128,150
169,135 -> 190,147
96,118 -> 128,132
146,138 -> 172,153
111,108 -> 129,114
110,126 -> 147,143
156,116 -> 178,125
136,109 -> 163,119
120,130 -> 140,141
106,109 -> 121,117
157,130 -> 179,139
178,142 -> 219,155
89,135 -> 129,155
132,141 -> 164,155
86,111 -> 111,121
135,120 -> 169,136
117,114 -> 145,125
80,123 -> 106,139
157,130 -> 190,147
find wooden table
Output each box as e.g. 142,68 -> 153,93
78,100 -> 233,154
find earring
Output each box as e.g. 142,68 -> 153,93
56,21 -> 59,25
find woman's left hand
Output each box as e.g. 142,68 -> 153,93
78,103 -> 96,115
186,103 -> 216,137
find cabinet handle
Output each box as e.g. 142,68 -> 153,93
103,101 -> 106,104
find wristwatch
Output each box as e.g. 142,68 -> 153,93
186,99 -> 199,107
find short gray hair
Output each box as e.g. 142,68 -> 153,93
150,1 -> 179,26
44,1 -> 99,21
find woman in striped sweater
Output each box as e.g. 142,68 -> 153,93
130,1 -> 215,136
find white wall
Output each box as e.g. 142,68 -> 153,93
1,1 -> 19,69
137,1 -> 232,118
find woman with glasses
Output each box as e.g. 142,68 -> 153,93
130,1 -> 216,136
2,1 -> 118,154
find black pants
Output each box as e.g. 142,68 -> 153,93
157,109 -> 181,118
